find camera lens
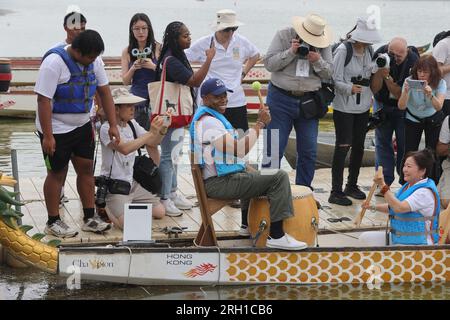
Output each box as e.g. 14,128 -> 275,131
297,43 -> 310,58
95,178 -> 109,207
376,56 -> 387,68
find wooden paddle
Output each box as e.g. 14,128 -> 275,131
439,203 -> 450,244
354,167 -> 383,227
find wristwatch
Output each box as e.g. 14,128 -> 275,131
384,75 -> 392,81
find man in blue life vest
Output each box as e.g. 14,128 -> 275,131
189,78 -> 308,250
35,30 -> 120,238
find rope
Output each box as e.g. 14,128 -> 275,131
123,246 -> 133,285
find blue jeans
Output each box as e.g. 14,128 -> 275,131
159,127 -> 185,199
374,102 -> 405,185
262,83 -> 319,187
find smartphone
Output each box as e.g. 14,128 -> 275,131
210,37 -> 214,48
406,79 -> 426,90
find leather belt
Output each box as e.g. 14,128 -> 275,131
271,82 -> 310,97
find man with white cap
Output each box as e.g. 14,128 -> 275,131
99,88 -> 169,228
186,9 -> 260,136
263,13 -> 333,191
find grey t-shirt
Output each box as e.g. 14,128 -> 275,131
433,37 -> 450,99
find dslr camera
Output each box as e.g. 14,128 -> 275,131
375,53 -> 391,69
350,75 -> 371,104
95,175 -> 110,208
297,40 -> 316,59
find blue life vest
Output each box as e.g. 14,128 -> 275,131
189,106 -> 246,177
390,179 -> 440,245
42,46 -> 97,113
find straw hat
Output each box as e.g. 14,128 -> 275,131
348,17 -> 382,44
292,13 -> 333,48
211,9 -> 244,32
111,88 -> 146,105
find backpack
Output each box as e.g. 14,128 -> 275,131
433,30 -> 450,47
331,40 -> 374,67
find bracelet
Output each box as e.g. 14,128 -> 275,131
159,128 -> 168,135
256,121 -> 266,128
380,184 -> 390,195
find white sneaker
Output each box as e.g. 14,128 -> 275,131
44,219 -> 78,238
266,233 -> 308,251
161,198 -> 183,217
238,225 -> 251,237
82,216 -> 111,233
169,192 -> 193,210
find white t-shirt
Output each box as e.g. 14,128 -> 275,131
439,115 -> 450,144
403,178 -> 436,245
432,37 -> 450,99
34,45 -> 108,134
195,115 -> 231,180
185,33 -> 259,108
99,119 -> 147,183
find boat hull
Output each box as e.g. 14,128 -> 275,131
58,244 -> 450,286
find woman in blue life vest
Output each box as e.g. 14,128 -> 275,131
360,149 -> 440,246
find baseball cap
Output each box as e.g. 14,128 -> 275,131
200,78 -> 233,97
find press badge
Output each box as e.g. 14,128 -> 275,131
296,59 -> 310,77
232,47 -> 240,60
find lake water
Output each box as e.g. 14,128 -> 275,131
1,0 -> 450,301
1,0 -> 450,57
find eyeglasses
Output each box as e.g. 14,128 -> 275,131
222,27 -> 238,32
132,27 -> 148,32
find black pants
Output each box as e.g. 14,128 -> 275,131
443,99 -> 450,118
401,118 -> 442,184
331,109 -> 370,192
224,105 -> 249,137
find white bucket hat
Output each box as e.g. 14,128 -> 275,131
348,17 -> 382,44
111,88 -> 146,105
292,13 -> 333,48
211,9 -> 244,32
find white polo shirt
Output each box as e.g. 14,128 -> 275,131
34,45 -> 108,134
185,33 -> 259,108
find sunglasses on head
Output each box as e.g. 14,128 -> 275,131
222,27 -> 238,32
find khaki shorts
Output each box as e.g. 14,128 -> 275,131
105,181 -> 160,219
438,159 -> 450,200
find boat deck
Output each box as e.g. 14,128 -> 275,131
13,167 -> 400,246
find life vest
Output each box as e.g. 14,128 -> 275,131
42,46 -> 97,113
189,106 -> 245,177
390,179 -> 440,245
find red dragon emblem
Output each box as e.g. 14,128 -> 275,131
184,263 -> 217,278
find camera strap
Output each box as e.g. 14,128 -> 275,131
127,120 -> 143,157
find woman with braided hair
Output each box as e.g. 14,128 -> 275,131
155,21 -> 216,216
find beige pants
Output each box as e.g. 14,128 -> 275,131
105,181 -> 160,219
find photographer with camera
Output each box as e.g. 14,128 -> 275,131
98,88 -> 169,229
398,55 -> 447,184
370,37 -> 419,189
262,13 -> 333,190
328,17 -> 381,206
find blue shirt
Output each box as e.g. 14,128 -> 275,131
403,77 -> 447,122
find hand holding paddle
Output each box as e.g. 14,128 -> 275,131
354,167 -> 383,227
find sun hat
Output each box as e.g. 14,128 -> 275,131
200,78 -> 233,97
211,9 -> 244,32
292,13 -> 333,48
348,17 -> 382,44
111,88 -> 146,105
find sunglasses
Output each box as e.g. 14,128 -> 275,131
222,27 -> 238,32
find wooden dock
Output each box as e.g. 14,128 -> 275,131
12,167 -> 400,245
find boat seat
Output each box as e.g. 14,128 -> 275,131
190,152 -> 235,246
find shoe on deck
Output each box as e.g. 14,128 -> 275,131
238,225 -> 250,237
44,219 -> 78,238
169,192 -> 193,210
328,191 -> 353,206
82,216 -> 111,233
266,234 -> 308,251
344,185 -> 366,200
162,198 -> 183,217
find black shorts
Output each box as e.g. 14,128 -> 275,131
39,121 -> 95,172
